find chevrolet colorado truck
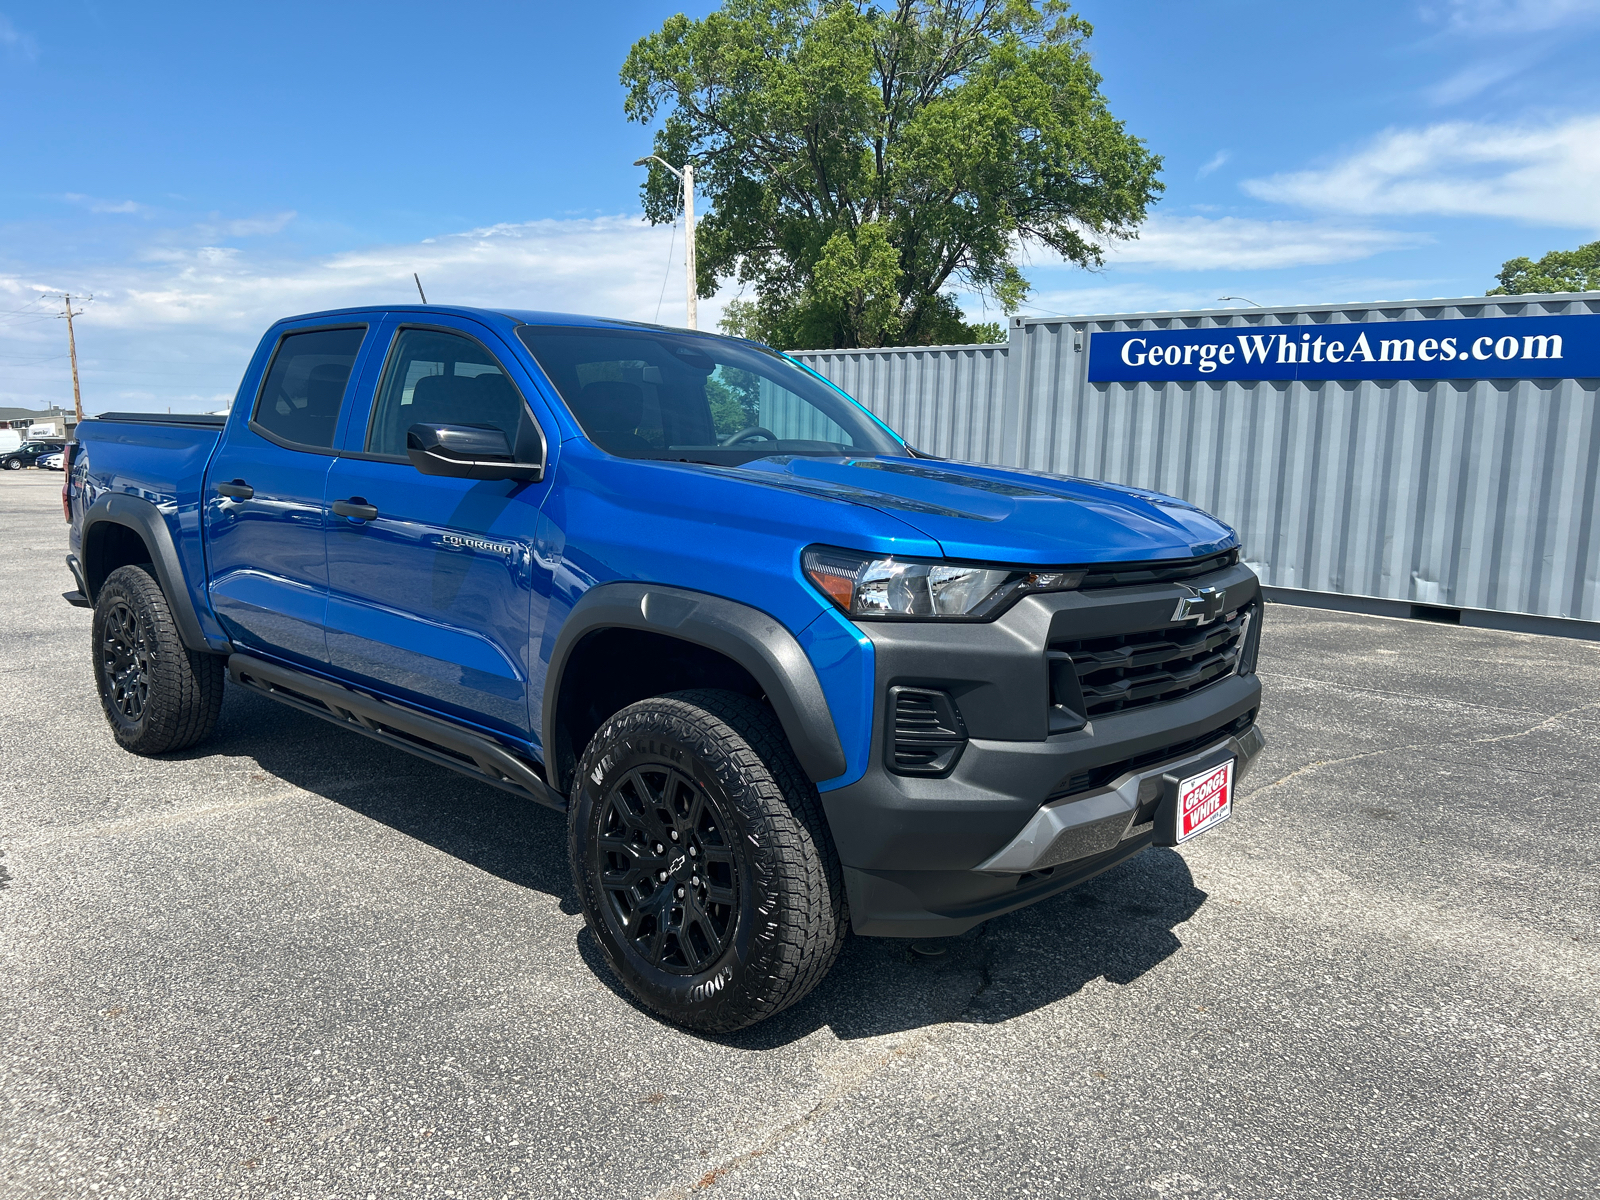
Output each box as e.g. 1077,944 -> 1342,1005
63,306 -> 1265,1031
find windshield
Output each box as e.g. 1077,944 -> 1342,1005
514,325 -> 903,463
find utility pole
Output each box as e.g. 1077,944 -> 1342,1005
633,156 -> 697,329
54,293 -> 90,424
681,163 -> 696,331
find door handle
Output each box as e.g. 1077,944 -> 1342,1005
216,479 -> 254,500
331,498 -> 379,521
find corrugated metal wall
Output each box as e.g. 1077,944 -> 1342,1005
795,344 -> 1010,463
791,294 -> 1600,626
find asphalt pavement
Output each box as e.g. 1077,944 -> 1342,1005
1,468 -> 1596,1199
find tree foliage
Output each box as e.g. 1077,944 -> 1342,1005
622,0 -> 1161,349
1487,240 -> 1600,295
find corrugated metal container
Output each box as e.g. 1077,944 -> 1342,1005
789,294 -> 1600,632
792,343 -> 1009,462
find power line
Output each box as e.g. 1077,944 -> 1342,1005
655,214 -> 679,324
0,353 -> 70,366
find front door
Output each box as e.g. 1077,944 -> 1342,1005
205,323 -> 370,666
322,320 -> 555,743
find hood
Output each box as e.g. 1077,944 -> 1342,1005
730,456 -> 1238,564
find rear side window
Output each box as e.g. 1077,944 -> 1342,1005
366,328 -> 539,460
251,327 -> 366,450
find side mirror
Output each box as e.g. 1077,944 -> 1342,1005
406,423 -> 543,482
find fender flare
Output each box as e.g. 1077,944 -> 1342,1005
81,492 -> 212,653
543,582 -> 847,786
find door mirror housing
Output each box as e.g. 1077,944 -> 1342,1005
406,423 -> 543,482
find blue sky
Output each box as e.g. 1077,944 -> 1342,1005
2,0 -> 1599,412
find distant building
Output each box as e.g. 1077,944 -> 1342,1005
0,405 -> 77,440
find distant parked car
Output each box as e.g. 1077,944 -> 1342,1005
0,440 -> 65,470
38,452 -> 64,471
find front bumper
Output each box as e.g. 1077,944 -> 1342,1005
820,562 -> 1265,937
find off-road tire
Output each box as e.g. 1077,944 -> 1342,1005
569,689 -> 847,1033
92,564 -> 225,755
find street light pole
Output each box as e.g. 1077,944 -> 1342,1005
634,156 -> 697,329
681,162 -> 696,331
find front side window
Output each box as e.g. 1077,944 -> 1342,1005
367,328 -> 539,461
515,326 -> 903,463
251,327 -> 366,450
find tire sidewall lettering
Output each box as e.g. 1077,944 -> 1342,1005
684,966 -> 734,1004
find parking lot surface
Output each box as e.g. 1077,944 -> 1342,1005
1,469 -> 1597,1199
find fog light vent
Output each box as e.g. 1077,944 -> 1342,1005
887,686 -> 967,777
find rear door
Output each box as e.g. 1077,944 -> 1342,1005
205,322 -> 372,666
322,316 -> 557,743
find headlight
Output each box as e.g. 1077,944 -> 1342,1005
803,546 -> 1084,620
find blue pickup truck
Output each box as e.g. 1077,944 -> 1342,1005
64,305 -> 1265,1030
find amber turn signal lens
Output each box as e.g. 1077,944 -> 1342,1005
804,561 -> 857,611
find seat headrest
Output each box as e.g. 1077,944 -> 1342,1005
580,381 -> 644,432
303,363 -> 349,413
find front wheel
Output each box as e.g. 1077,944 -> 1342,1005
2,459 -> 20,470
569,690 -> 847,1032
92,564 -> 225,754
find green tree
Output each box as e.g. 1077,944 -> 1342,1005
623,0 -> 1161,350
1487,240 -> 1600,295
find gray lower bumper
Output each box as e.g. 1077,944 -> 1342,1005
974,724 -> 1266,874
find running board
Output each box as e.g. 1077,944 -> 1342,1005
227,653 -> 565,812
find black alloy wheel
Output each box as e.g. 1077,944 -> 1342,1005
595,764 -> 740,975
101,600 -> 151,722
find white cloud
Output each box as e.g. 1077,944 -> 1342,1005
83,215 -> 702,332
194,211 -> 297,238
1091,216 -> 1429,271
1423,56 -> 1532,104
0,14 -> 38,61
1196,151 -> 1230,179
1242,115 -> 1600,229
63,194 -> 149,215
0,215 -> 703,412
1426,0 -> 1600,34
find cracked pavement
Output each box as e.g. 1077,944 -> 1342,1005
2,470 -> 1597,1199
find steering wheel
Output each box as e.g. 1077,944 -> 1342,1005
720,426 -> 779,447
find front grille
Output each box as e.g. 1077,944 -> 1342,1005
1051,603 -> 1254,719
1079,548 -> 1239,590
1046,709 -> 1257,802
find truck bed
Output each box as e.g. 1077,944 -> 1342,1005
69,412 -> 232,650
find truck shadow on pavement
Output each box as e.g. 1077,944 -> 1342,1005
217,687 -> 1207,1046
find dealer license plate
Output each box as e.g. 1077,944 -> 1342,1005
1176,759 -> 1234,843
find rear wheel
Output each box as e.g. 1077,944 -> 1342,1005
92,564 -> 225,754
569,690 -> 847,1032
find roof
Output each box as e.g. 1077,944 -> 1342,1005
268,304 -> 731,340
0,406 -> 73,423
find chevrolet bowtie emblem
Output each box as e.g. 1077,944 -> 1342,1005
1172,585 -> 1226,624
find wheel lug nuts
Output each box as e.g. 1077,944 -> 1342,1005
688,846 -> 697,857
670,830 -> 680,842
692,876 -> 700,887
654,843 -> 663,854
657,870 -> 668,882
675,886 -> 685,899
